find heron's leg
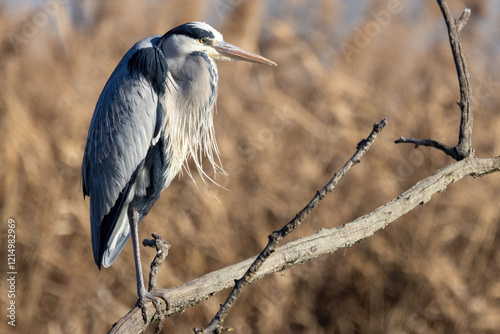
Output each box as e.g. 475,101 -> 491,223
127,202 -> 169,325
127,202 -> 147,298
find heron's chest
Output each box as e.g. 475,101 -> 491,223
159,56 -> 219,180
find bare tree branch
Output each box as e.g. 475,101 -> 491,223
108,118 -> 389,334
396,2 -> 473,160
197,118 -> 389,333
108,156 -> 500,334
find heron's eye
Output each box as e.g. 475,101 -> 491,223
200,38 -> 207,44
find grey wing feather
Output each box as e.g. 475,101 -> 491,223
81,35 -> 166,267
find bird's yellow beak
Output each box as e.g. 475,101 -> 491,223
213,41 -> 277,66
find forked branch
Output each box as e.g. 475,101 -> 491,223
396,2 -> 473,160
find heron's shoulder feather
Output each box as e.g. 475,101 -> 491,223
128,43 -> 168,96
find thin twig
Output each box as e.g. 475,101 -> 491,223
396,1 -> 473,160
196,118 -> 389,334
438,1 -> 474,158
143,233 -> 171,292
394,137 -> 458,159
456,8 -> 471,32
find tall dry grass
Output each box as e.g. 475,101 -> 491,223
1,0 -> 500,333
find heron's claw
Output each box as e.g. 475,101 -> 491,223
138,289 -> 170,333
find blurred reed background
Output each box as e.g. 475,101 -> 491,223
1,0 -> 500,333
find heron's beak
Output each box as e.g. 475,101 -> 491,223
213,41 -> 277,66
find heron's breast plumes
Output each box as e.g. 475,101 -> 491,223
162,55 -> 225,187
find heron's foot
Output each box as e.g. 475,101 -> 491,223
138,288 -> 170,332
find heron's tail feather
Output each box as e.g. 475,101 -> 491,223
95,161 -> 145,269
101,207 -> 132,268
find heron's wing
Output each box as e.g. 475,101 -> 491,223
81,35 -> 167,267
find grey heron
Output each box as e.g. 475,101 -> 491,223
81,21 -> 276,311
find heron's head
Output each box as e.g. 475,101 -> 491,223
161,22 -> 276,66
